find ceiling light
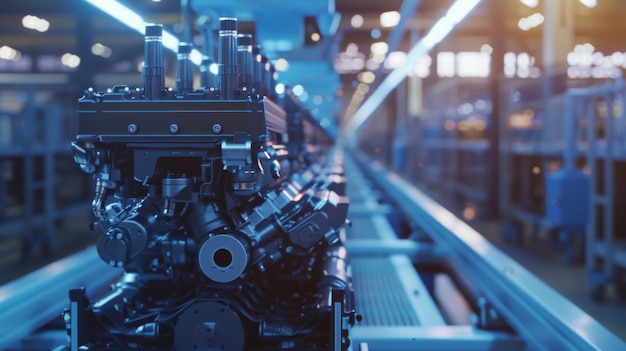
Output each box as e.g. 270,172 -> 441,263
86,0 -> 203,65
346,43 -> 359,56
480,44 -> 493,54
579,0 -> 597,8
351,14 -> 364,28
275,83 -> 285,95
274,58 -> 289,72
61,53 -> 81,68
292,84 -> 304,96
358,71 -> 375,84
22,15 -> 49,33
370,42 -> 388,55
310,33 -> 321,42
380,11 -> 401,28
91,43 -> 112,58
519,0 -> 538,7
0,46 -> 21,61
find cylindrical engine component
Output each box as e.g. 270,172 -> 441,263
269,63 -> 277,100
218,17 -> 239,100
198,233 -> 249,283
261,55 -> 271,98
186,202 -> 230,240
176,42 -> 194,95
96,197 -> 163,267
252,45 -> 263,95
97,220 -> 148,267
237,34 -> 254,92
142,24 -> 164,100
200,55 -> 216,89
317,245 -> 351,310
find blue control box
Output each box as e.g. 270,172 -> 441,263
545,169 -> 590,228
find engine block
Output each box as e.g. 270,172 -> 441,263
67,18 -> 357,351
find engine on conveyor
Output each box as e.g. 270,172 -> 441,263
67,17 -> 358,351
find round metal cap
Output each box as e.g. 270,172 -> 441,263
198,234 -> 248,283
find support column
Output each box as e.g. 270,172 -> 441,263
407,29 -> 423,118
541,0 -> 574,144
542,0 -> 574,68
486,0 -> 505,218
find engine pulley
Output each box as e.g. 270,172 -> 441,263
198,234 -> 249,283
174,301 -> 244,351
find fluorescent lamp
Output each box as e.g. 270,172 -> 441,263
519,0 -> 538,7
346,0 -> 483,133
579,0 -> 597,8
85,0 -> 203,66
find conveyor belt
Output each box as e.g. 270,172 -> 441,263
343,155 -> 525,350
351,257 -> 420,327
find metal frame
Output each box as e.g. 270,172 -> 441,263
354,152 -> 626,350
0,246 -> 120,349
343,155 -> 523,350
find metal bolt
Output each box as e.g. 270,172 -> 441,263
116,233 -> 123,240
127,123 -> 138,134
212,123 -> 223,134
169,123 -> 179,134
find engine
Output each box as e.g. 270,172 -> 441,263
66,17 -> 358,351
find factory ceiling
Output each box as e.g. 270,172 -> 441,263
0,1 -> 625,107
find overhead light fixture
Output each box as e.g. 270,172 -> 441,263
275,83 -> 286,95
518,13 -> 544,31
579,0 -> 597,8
91,43 -> 113,58
358,71 -> 375,84
380,11 -> 401,28
61,53 -> 81,68
274,58 -> 289,72
346,0 -> 482,133
0,46 -> 21,61
22,15 -> 50,33
370,42 -> 389,55
519,0 -> 538,7
85,0 -> 203,65
351,14 -> 364,28
480,43 -> 493,55
292,84 -> 304,96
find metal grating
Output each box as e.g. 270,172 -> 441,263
351,257 -> 420,327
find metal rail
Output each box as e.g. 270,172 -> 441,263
354,152 -> 626,351
0,246 -> 120,349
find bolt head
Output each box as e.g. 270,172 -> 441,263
169,123 -> 179,134
212,123 -> 223,134
127,124 -> 138,134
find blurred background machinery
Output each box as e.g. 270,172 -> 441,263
2,0 -> 626,350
